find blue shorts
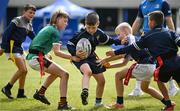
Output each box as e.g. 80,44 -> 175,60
72,57 -> 106,74
158,56 -> 180,83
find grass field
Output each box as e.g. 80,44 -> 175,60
0,46 -> 180,111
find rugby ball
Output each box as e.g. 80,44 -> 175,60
76,38 -> 92,59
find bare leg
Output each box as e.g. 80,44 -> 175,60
115,68 -> 128,97
93,73 -> 105,98
18,58 -> 28,89
79,63 -> 92,105
9,57 -> 27,87
157,81 -> 170,100
80,63 -> 92,89
141,81 -> 163,100
46,63 -> 69,97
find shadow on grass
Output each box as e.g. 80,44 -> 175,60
124,96 -> 152,100
0,98 -> 15,102
15,106 -> 48,111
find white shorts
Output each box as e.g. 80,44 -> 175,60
132,64 -> 156,81
28,56 -> 41,71
28,56 -> 52,71
5,53 -> 24,59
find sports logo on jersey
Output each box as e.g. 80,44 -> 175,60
142,6 -> 146,9
154,4 -> 160,9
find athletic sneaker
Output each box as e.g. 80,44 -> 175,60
105,103 -> 124,109
169,87 -> 179,96
1,87 -> 13,99
58,103 -> 75,110
33,90 -> 50,105
81,91 -> 88,105
17,94 -> 27,98
94,102 -> 104,107
128,89 -> 143,96
162,102 -> 176,111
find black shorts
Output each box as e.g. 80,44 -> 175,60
72,57 -> 106,74
158,56 -> 180,83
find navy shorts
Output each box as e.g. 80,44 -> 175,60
72,57 -> 106,74
158,56 -> 180,83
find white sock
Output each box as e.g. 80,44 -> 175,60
169,79 -> 177,89
135,80 -> 141,90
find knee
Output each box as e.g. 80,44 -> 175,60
61,72 -> 69,80
98,79 -> 105,87
84,71 -> 92,77
141,85 -> 148,93
115,72 -> 122,80
19,68 -> 28,75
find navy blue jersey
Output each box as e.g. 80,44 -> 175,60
1,16 -> 35,54
114,25 -> 180,58
138,0 -> 172,33
114,25 -> 180,82
67,28 -> 121,58
129,49 -> 154,64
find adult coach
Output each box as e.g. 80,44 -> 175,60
130,0 -> 178,97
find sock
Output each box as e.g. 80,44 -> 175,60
116,96 -> 123,104
95,98 -> 102,104
169,79 -> 176,89
59,97 -> 67,106
165,100 -> 172,107
161,98 -> 172,107
38,86 -> 47,95
161,98 -> 167,106
82,88 -> 88,97
5,83 -> 13,90
135,80 -> 141,90
17,89 -> 24,95
82,88 -> 88,92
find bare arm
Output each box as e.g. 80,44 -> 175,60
98,54 -> 125,68
165,16 -> 175,31
108,58 -> 129,68
53,43 -> 80,62
103,54 -> 125,63
132,17 -> 143,35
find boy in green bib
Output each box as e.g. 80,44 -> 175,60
26,10 -> 80,110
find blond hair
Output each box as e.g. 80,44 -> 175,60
115,22 -> 132,35
50,9 -> 69,25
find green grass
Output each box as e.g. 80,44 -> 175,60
0,46 -> 180,111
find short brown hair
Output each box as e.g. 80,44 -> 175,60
85,12 -> 99,25
148,11 -> 164,26
50,9 -> 69,25
24,4 -> 36,12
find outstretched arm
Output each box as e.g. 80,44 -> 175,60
108,58 -> 129,69
53,43 -> 80,62
132,17 -> 143,35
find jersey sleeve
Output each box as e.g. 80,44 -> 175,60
67,34 -> 78,56
28,23 -> 36,40
28,31 -> 36,40
97,29 -> 121,45
114,39 -> 145,55
1,22 -> 16,49
171,31 -> 180,46
161,1 -> 172,17
52,30 -> 60,44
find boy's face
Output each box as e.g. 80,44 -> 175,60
148,19 -> 155,30
57,17 -> 68,30
85,22 -> 99,35
23,9 -> 36,21
117,28 -> 129,40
